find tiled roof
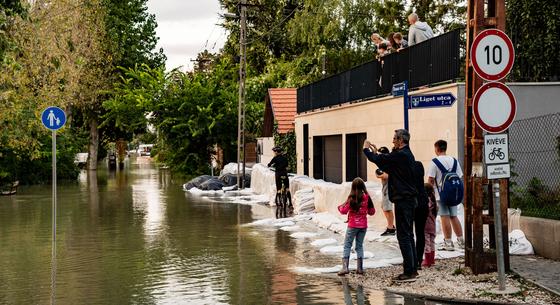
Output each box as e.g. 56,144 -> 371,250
268,88 -> 296,134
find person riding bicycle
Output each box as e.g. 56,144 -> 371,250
267,146 -> 293,209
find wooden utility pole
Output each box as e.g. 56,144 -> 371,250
236,0 -> 247,188
464,0 -> 510,274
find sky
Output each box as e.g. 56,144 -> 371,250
146,0 -> 228,71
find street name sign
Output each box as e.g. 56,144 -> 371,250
392,82 -> 406,97
41,106 -> 66,131
484,134 -> 508,165
487,164 -> 511,179
471,29 -> 515,81
409,93 -> 456,109
473,82 -> 516,133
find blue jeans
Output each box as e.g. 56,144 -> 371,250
343,227 -> 367,259
395,198 -> 417,275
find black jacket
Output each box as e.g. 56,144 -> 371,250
268,155 -> 289,176
414,161 -> 429,207
363,145 -> 418,202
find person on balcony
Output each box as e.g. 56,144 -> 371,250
393,32 -> 409,50
377,42 -> 389,58
407,13 -> 434,46
370,33 -> 388,49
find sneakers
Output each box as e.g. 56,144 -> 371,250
393,273 -> 417,282
456,236 -> 465,249
380,227 -> 396,236
442,239 -> 455,251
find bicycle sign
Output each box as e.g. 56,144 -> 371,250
488,147 -> 506,161
484,133 -> 509,166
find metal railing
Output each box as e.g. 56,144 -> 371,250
509,113 -> 560,220
297,30 -> 461,113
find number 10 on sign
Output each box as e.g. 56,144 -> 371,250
471,29 -> 514,81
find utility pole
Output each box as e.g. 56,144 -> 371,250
236,0 -> 247,189
464,0 -> 510,275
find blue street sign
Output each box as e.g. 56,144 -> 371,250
409,93 -> 456,109
392,82 -> 406,97
41,106 -> 66,130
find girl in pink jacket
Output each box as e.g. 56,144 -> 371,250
337,177 -> 376,275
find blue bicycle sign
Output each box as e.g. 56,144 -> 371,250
41,106 -> 66,130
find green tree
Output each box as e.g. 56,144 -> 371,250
507,0 -> 559,81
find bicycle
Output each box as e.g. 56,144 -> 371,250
488,147 -> 506,161
275,175 -> 290,218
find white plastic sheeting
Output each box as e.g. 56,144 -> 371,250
220,163 -> 253,176
509,229 -> 534,255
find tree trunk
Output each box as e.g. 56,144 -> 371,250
87,116 -> 99,170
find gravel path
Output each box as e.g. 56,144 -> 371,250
346,257 -> 560,305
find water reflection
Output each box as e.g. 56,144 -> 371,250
341,278 -> 369,305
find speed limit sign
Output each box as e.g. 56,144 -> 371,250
471,29 -> 515,81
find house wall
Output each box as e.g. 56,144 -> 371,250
294,83 -> 462,182
257,137 -> 275,165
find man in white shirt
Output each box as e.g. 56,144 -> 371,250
427,140 -> 464,251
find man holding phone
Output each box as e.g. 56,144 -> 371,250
363,129 -> 418,282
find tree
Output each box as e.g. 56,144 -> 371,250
507,0 -> 559,81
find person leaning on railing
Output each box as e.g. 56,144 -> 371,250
394,32 -> 408,51
407,13 -> 434,47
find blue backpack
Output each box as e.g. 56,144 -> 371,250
432,158 -> 464,206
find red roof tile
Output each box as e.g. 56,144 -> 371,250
268,88 -> 296,134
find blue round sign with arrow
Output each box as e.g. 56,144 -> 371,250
41,106 -> 66,130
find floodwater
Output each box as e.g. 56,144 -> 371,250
0,158 -> 450,305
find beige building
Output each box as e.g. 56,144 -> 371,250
294,83 -> 464,183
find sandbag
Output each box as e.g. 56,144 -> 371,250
509,229 -> 534,255
294,188 -> 315,214
199,178 -> 226,191
183,175 -> 213,190
220,163 -> 252,176
219,173 -> 251,187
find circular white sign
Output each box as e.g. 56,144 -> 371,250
471,29 -> 515,81
473,82 -> 516,133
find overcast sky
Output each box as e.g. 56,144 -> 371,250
147,0 -> 228,71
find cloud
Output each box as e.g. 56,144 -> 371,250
147,0 -> 228,71
147,0 -> 222,22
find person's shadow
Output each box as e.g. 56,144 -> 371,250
341,278 -> 370,305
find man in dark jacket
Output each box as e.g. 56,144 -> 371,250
363,129 -> 418,282
267,146 -> 292,208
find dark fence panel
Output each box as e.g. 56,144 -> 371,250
408,40 -> 431,88
297,29 -> 460,113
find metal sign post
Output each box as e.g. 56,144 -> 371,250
392,81 -> 409,130
41,106 -> 66,305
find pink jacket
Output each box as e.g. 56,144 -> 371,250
338,194 -> 376,228
425,197 -> 437,235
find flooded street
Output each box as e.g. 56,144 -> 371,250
1,158 -> 443,305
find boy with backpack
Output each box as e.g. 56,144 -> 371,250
427,140 -> 465,251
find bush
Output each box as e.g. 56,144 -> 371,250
511,177 -> 560,220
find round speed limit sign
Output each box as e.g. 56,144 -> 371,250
471,29 -> 515,81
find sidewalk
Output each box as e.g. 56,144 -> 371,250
510,255 -> 560,297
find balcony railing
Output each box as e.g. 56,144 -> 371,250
297,29 -> 461,113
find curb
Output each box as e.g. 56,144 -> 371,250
509,268 -> 560,298
385,289 -> 533,305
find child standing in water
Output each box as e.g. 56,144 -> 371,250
337,177 -> 376,276
423,183 -> 438,267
